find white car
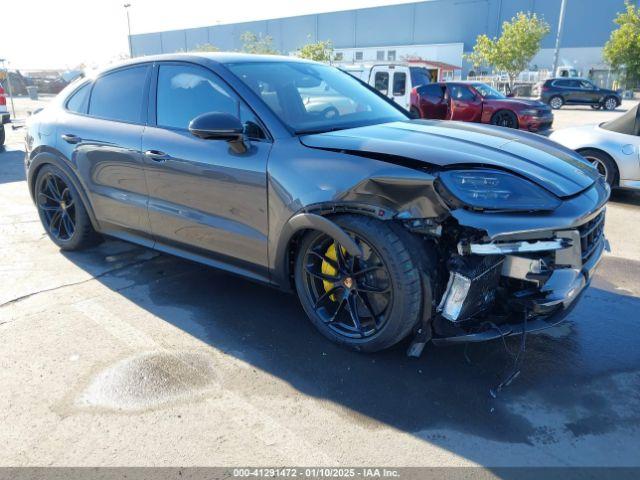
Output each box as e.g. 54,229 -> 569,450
549,103 -> 640,190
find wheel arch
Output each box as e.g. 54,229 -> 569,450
28,149 -> 101,231
576,147 -> 620,186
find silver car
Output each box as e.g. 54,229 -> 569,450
549,103 -> 640,189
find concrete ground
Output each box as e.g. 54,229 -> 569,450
1,97 -> 639,468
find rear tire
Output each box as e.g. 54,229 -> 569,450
294,215 -> 423,352
0,125 -> 5,146
410,106 -> 422,119
549,96 -> 564,110
35,164 -> 100,250
590,104 -> 602,110
578,148 -> 618,187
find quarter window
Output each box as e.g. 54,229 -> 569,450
393,72 -> 406,96
88,66 -> 149,123
66,82 -> 91,114
374,72 -> 389,94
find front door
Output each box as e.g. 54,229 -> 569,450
56,65 -> 153,243
141,62 -> 271,278
446,84 -> 483,122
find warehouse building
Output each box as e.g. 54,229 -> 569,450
129,0 -> 636,79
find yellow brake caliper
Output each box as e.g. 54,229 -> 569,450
321,243 -> 346,301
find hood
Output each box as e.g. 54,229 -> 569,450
300,120 -> 599,198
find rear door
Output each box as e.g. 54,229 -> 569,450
417,84 -> 448,119
391,68 -> 410,110
56,65 -> 153,244
141,62 -> 271,278
447,84 -> 482,122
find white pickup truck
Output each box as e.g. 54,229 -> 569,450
340,63 -> 433,111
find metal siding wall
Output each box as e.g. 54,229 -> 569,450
130,0 -> 632,57
185,27 -> 209,50
131,32 -> 163,56
279,15 -> 317,53
355,4 -> 414,47
160,30 -> 187,53
208,24 -> 236,50
561,0 -> 627,47
532,0 -> 562,48
413,0 -> 490,49
317,11 -> 356,48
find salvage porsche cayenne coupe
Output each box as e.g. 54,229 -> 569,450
25,54 -> 609,352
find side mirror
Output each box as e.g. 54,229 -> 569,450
189,112 -> 247,153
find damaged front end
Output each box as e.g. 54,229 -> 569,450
425,206 -> 607,345
402,170 -> 610,346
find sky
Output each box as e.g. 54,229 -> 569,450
3,0 -> 421,71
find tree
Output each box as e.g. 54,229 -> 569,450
297,37 -> 333,62
604,1 -> 640,89
465,12 -> 550,88
192,43 -> 219,52
241,32 -> 278,55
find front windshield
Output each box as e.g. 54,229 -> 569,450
226,61 -> 407,134
472,83 -> 506,99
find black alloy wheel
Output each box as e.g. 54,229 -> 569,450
491,110 -> 518,129
37,171 -> 77,241
295,215 -> 423,352
300,233 -> 393,339
34,165 -> 100,250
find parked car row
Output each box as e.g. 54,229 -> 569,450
25,53 -> 609,354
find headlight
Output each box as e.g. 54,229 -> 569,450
521,109 -> 538,116
437,169 -> 561,211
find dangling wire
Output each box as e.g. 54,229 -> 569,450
489,309 -> 529,399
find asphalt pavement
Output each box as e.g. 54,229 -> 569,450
1,99 -> 639,469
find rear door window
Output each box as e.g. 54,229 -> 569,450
88,66 -> 149,123
393,72 -> 406,96
374,72 -> 389,94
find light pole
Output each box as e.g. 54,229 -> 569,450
124,3 -> 133,58
551,0 -> 567,77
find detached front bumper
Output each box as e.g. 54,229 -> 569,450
432,202 -> 607,344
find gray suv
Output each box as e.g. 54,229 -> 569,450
24,54 -> 608,353
540,78 -> 621,110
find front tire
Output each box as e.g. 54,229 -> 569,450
491,110 -> 518,129
603,96 -> 618,111
35,165 -> 100,250
578,148 -> 618,187
294,215 -> 422,352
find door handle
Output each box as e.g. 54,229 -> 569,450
144,150 -> 170,162
61,133 -> 81,144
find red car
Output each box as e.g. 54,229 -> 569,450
410,82 -> 554,132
